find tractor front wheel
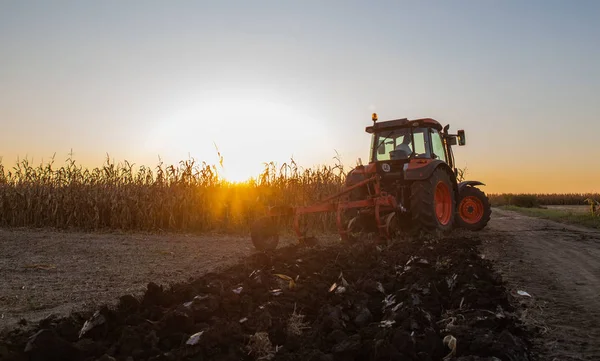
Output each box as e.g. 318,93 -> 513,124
455,186 -> 491,231
410,168 -> 456,235
250,216 -> 280,251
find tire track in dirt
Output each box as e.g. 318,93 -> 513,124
481,208 -> 600,361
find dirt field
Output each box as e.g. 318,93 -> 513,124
0,229 -> 337,329
0,209 -> 599,360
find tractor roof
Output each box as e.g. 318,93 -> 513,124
365,117 -> 443,134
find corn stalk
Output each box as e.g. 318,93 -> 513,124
584,198 -> 600,216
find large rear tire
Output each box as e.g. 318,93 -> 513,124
409,167 -> 456,235
250,216 -> 280,251
455,186 -> 491,231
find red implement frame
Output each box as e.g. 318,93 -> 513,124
267,174 -> 399,241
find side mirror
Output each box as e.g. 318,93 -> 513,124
377,144 -> 386,155
457,130 -> 466,146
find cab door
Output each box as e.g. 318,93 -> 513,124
430,128 -> 449,164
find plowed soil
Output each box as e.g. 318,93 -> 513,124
1,229 -> 530,361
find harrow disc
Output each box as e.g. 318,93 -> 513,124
346,215 -> 365,242
383,212 -> 400,240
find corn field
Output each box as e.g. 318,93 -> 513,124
0,155 -> 345,234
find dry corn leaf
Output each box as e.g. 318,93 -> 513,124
186,331 -> 205,346
338,272 -> 349,287
270,289 -> 283,296
443,335 -> 457,359
79,311 -> 105,339
273,273 -> 296,289
379,320 -> 395,328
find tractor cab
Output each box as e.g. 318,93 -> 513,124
366,113 -> 466,178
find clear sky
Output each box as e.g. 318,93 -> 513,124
1,0 -> 599,193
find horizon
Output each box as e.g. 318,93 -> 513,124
2,1 -> 599,193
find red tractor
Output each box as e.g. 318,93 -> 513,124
251,114 -> 491,250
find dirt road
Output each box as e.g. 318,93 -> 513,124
483,208 -> 600,361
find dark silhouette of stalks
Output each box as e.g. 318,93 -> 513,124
0,152 -> 346,234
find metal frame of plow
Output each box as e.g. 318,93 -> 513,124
268,175 -> 400,242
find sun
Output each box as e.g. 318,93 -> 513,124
143,93 -> 331,183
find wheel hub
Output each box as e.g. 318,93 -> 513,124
459,196 -> 484,224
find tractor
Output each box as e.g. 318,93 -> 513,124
250,114 -> 492,251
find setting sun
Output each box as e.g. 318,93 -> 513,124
142,93 -> 333,182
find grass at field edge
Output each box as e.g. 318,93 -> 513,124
499,205 -> 600,230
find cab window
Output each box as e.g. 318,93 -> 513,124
371,128 -> 412,162
411,128 -> 431,159
375,138 -> 395,161
371,127 -> 432,161
430,129 -> 448,163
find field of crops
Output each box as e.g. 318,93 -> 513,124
488,192 -> 600,207
0,155 -> 345,234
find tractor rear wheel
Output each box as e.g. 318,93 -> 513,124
250,216 -> 280,251
410,168 -> 456,235
456,186 -> 491,231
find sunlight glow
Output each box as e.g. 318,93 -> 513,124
143,94 -> 332,182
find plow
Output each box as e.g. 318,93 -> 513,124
251,114 -> 492,250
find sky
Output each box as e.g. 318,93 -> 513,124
1,0 -> 599,193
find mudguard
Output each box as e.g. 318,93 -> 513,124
405,161 -> 459,195
404,159 -> 446,181
457,181 -> 485,193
